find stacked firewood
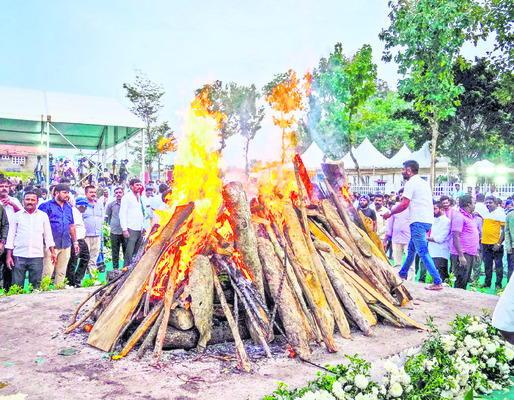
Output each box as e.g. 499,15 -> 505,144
65,158 -> 422,371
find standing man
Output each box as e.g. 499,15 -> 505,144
82,185 -> 104,274
427,201 -> 452,283
374,194 -> 388,241
141,186 -> 154,233
505,201 -> 514,282
39,184 -> 79,286
0,204 -> 8,289
0,178 -> 22,291
384,189 -> 412,280
66,197 -> 90,287
451,183 -> 464,199
383,160 -> 443,290
119,179 -> 144,267
482,196 -> 506,290
358,195 -> 377,232
450,195 -> 480,290
5,191 -> 56,288
106,187 -> 126,270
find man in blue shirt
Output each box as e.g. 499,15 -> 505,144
39,184 -> 79,286
82,185 -> 105,274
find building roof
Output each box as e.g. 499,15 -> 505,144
0,144 -> 43,156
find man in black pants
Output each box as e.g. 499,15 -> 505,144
119,179 -> 144,267
106,187 -> 126,269
66,197 -> 90,287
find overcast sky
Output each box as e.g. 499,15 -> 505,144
0,0 -> 491,167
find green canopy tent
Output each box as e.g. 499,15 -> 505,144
0,86 -> 145,186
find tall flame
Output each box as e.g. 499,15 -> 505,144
149,89 -> 224,298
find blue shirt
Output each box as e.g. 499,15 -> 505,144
38,199 -> 75,249
82,200 -> 105,237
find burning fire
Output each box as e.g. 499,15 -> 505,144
341,184 -> 351,202
148,89 -> 225,299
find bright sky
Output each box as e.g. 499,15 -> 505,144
0,0 -> 492,168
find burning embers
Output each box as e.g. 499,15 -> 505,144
66,88 -> 421,371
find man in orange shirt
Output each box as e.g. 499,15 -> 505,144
481,196 -> 506,290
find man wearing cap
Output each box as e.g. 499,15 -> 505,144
119,178 -> 144,267
383,160 -> 444,290
39,183 -> 79,286
82,185 -> 105,274
65,197 -> 90,287
6,191 -> 56,288
358,195 -> 377,232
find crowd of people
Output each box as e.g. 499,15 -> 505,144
1,159 -> 513,297
0,175 -> 170,292
353,160 -> 513,292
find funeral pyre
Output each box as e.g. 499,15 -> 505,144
65,88 -> 421,371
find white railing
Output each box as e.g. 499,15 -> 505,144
348,183 -> 514,198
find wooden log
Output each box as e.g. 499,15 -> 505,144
168,308 -> 194,330
282,201 -> 338,352
223,181 -> 268,343
340,265 -> 424,330
260,222 -> 321,342
321,160 -> 348,195
257,236 -> 312,360
212,267 -> 251,372
222,181 -> 265,300
184,255 -> 214,351
368,303 -> 405,328
162,326 -> 200,350
87,203 -> 195,352
136,307 -> 165,360
317,247 -> 376,333
112,302 -> 164,359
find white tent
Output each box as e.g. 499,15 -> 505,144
340,137 -> 391,169
300,141 -> 325,170
0,86 -> 145,185
386,144 -> 412,166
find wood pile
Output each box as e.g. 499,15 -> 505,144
65,157 -> 422,371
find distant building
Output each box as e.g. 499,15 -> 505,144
0,145 -> 43,174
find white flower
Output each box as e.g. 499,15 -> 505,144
486,357 -> 497,368
388,382 -> 403,398
505,347 -> 514,361
354,374 -> 369,390
355,394 -> 369,400
485,343 -> 497,354
400,373 -> 411,385
331,381 -> 346,400
383,360 -> 398,374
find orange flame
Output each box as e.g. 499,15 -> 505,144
341,184 -> 351,202
157,136 -> 177,154
287,344 -> 295,358
148,89 -> 224,299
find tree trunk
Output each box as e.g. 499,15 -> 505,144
244,138 -> 250,177
428,117 -> 439,191
349,147 -> 364,185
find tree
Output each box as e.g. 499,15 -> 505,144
438,58 -> 514,174
264,70 -> 309,165
123,70 -> 176,177
379,0 -> 482,187
353,89 -> 418,157
198,82 -> 265,174
308,43 -> 377,181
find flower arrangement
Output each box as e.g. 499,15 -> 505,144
264,314 -> 513,400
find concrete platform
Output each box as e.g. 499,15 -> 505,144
0,282 -> 500,400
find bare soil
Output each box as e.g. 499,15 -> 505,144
0,282 -> 499,400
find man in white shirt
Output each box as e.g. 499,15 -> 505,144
119,178 -> 144,267
427,201 -> 452,283
141,186 -> 154,232
374,194 -> 388,241
65,197 -> 90,287
383,160 -> 443,290
150,184 -> 170,227
0,178 -> 22,291
5,191 -> 56,288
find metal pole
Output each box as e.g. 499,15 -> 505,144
46,117 -> 50,188
141,128 -> 145,183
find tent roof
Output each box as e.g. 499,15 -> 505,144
340,138 -> 390,169
0,86 -> 145,150
299,141 -> 325,170
387,144 -> 412,166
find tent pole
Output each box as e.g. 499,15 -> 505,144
46,117 -> 50,188
141,128 -> 145,184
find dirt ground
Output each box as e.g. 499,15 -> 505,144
0,282 -> 500,400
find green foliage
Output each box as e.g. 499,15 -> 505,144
39,276 -> 53,292
308,43 -> 377,161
